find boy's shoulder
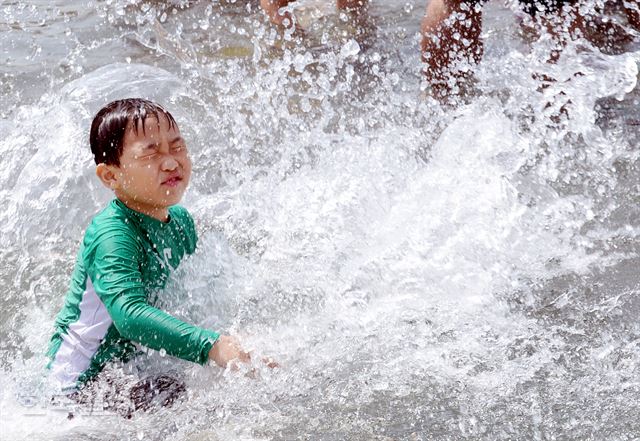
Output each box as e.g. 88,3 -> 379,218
168,205 -> 197,250
83,200 -> 141,244
168,205 -> 196,235
89,201 -> 193,230
82,201 -> 196,250
168,204 -> 193,223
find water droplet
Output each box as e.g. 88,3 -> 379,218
340,39 -> 360,58
300,98 -> 311,113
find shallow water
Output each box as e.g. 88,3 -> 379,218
1,0 -> 640,440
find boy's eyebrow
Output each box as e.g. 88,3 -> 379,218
169,136 -> 184,144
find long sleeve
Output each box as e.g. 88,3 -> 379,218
89,231 -> 219,365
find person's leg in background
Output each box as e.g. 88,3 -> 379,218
261,0 -> 369,31
337,0 -> 369,12
420,0 -> 485,99
260,0 -> 295,29
419,0 -> 588,99
625,1 -> 640,28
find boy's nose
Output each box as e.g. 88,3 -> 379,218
161,155 -> 179,171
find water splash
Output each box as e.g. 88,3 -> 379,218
1,0 -> 639,439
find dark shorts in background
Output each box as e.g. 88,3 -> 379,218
472,0 -> 579,16
517,0 -> 578,15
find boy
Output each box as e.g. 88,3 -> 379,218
46,98 -> 249,414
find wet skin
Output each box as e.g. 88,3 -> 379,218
96,115 -> 191,222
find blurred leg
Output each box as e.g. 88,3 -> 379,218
623,1 -> 640,29
262,0 -> 369,26
421,0 -> 484,97
537,3 -> 583,62
260,0 -> 295,28
337,0 -> 368,11
571,0 -> 637,53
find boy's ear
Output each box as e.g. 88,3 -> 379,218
96,163 -> 119,190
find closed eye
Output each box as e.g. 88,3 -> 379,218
135,145 -> 159,160
170,136 -> 187,153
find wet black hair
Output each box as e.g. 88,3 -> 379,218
89,98 -> 178,166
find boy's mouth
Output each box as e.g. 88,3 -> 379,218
161,174 -> 183,187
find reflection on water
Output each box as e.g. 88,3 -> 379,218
1,0 -> 639,439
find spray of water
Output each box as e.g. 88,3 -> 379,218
1,0 -> 639,439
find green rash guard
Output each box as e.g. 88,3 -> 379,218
46,199 -> 219,391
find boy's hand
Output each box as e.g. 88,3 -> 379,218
208,335 -> 251,369
262,357 -> 279,369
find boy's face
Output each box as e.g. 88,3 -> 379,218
98,114 -> 192,221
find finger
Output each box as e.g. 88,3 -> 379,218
244,368 -> 258,379
262,357 -> 279,368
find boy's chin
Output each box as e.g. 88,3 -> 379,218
160,196 -> 184,207
163,192 -> 186,207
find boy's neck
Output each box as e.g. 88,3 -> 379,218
116,196 -> 170,222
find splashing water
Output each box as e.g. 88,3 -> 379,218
1,0 -> 639,439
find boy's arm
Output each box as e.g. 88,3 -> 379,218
90,232 -> 219,365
